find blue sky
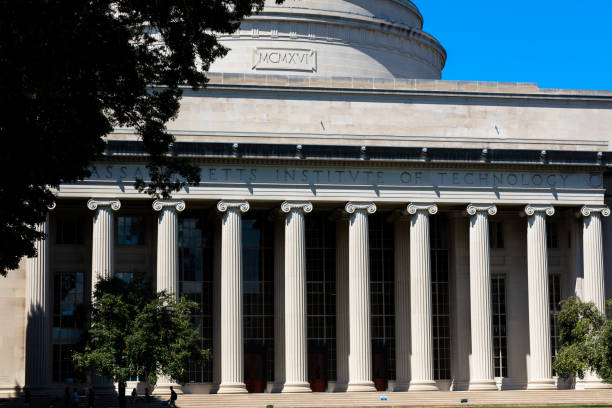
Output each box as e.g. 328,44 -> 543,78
415,1 -> 612,90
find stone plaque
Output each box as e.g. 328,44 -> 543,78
252,47 -> 317,72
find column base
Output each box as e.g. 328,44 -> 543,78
468,379 -> 498,391
527,379 -> 556,390
152,383 -> 183,396
217,383 -> 247,394
576,376 -> 612,389
282,382 -> 312,393
394,381 -> 410,392
347,381 -> 376,392
408,380 -> 439,391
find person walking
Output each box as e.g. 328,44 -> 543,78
130,388 -> 137,408
72,388 -> 79,408
168,387 -> 177,408
87,388 -> 95,408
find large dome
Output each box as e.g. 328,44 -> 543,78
209,0 -> 446,79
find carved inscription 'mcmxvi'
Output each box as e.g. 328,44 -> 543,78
252,48 -> 317,71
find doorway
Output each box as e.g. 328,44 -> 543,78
373,350 -> 387,391
308,351 -> 327,392
245,351 -> 266,393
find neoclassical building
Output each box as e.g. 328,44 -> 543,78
2,0 -> 612,398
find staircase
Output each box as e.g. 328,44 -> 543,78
2,390 -> 612,408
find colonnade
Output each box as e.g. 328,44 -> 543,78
24,199 -> 610,392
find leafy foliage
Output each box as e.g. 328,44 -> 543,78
553,296 -> 612,383
73,274 -> 207,388
0,0 -> 282,276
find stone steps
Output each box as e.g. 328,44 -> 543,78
160,390 -> 612,408
2,390 -> 612,408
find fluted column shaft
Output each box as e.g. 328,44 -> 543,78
525,205 -> 556,390
153,200 -> 185,297
579,205 -> 612,389
153,200 -> 185,395
394,214 -> 411,391
408,203 -> 438,391
273,215 -> 286,391
467,205 -> 497,390
281,202 -> 313,393
88,199 -> 121,294
335,215 -> 350,391
25,206 -> 54,391
345,202 -> 377,392
217,200 -> 250,394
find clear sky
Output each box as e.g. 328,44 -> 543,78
415,1 -> 612,90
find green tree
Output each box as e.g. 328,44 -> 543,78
553,296 -> 612,383
73,274 -> 206,408
0,0 -> 282,276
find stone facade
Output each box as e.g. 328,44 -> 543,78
2,0 -> 612,399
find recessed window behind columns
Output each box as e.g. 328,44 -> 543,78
178,216 -> 213,383
52,270 -> 86,383
431,215 -> 451,380
242,214 -> 274,388
306,212 -> 337,386
369,212 -> 395,386
549,273 -> 561,373
492,274 -> 508,378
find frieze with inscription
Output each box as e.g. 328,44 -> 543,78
252,47 -> 317,72
86,165 -> 603,190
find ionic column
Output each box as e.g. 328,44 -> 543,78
344,202 -> 377,392
273,213 -> 286,392
281,202 -> 313,393
524,204 -> 556,390
153,200 -> 185,297
217,200 -> 250,394
25,203 -> 55,392
335,211 -> 350,392
153,199 -> 185,395
466,204 -> 498,391
393,211 -> 411,391
408,203 -> 438,391
87,198 -> 121,294
579,205 -> 612,389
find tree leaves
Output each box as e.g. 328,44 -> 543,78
73,274 -> 206,389
553,296 -> 612,383
0,0 -> 283,276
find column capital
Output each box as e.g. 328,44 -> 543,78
153,199 -> 186,212
217,200 -> 249,213
345,202 -> 376,214
407,203 -> 438,215
581,205 -> 611,218
281,201 -> 313,214
48,202 -> 56,211
467,204 -> 497,216
87,198 -> 121,211
524,204 -> 554,217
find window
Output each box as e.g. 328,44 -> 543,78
179,217 -> 213,383
489,222 -> 504,249
52,271 -> 85,382
431,216 -> 451,380
547,222 -> 559,249
549,273 -> 561,371
369,213 -> 395,381
56,217 -> 84,245
117,216 -> 144,245
492,275 -> 508,377
306,213 -> 337,381
242,215 -> 275,382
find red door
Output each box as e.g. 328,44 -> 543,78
245,351 -> 266,393
308,352 -> 327,392
373,351 -> 387,391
